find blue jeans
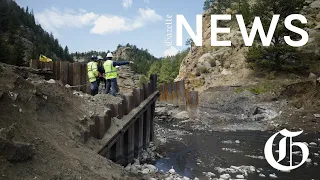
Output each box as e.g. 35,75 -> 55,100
105,78 -> 117,96
91,80 -> 99,96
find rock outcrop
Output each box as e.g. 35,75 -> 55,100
176,0 -> 320,92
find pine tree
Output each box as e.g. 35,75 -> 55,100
14,35 -> 25,66
239,0 -> 252,25
247,0 -> 306,72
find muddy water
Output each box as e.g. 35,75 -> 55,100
155,129 -> 320,180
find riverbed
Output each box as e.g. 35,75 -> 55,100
154,125 -> 320,180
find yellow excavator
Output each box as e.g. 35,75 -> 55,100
39,54 -> 53,62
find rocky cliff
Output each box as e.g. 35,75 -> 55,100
176,0 -> 320,92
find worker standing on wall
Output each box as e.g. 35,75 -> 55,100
87,55 -> 99,96
103,52 -> 134,96
97,55 -> 106,91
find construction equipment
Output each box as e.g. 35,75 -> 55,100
39,54 -> 53,62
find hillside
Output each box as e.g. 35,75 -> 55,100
0,62 -> 143,180
72,44 -> 159,75
0,0 -> 73,66
176,0 -> 320,92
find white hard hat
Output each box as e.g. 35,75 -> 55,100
97,55 -> 103,60
106,53 -> 113,58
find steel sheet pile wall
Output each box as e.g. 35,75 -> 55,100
96,74 -> 159,165
30,60 -> 160,166
30,60 -> 90,94
158,80 -> 199,118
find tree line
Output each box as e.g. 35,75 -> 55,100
72,43 -> 159,75
0,0 -> 72,66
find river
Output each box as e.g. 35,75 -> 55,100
154,126 -> 320,180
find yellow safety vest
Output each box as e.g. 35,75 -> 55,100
103,60 -> 117,79
87,61 -> 98,82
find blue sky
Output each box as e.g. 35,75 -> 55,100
16,0 -> 204,58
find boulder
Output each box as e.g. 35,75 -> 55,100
174,111 -> 189,120
310,1 -> 320,9
309,73 -> 317,79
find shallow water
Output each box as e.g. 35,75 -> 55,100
155,130 -> 320,180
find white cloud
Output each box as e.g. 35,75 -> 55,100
164,46 -> 180,57
90,8 -> 163,35
122,0 -> 133,9
137,8 -> 162,22
35,8 -> 98,36
35,7 -> 162,36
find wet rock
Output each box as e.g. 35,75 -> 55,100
269,173 -> 278,179
169,167 -> 175,174
309,142 -> 318,146
143,164 -> 157,173
203,172 -> 215,178
245,155 -> 265,160
236,174 -> 245,179
220,174 -> 231,179
259,174 -> 266,178
142,168 -> 150,174
306,158 -> 312,164
309,73 -> 317,79
174,111 -> 189,120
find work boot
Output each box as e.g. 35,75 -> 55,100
91,90 -> 95,96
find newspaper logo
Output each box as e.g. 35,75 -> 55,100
264,129 -> 309,171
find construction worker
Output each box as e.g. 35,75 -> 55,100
103,52 -> 134,96
97,55 -> 105,90
87,55 -> 99,96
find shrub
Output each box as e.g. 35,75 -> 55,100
234,88 -> 245,93
265,71 -> 276,80
138,75 -> 148,88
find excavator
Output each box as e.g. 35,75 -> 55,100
39,54 -> 53,62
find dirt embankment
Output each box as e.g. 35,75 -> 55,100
156,77 -> 320,133
0,63 -> 141,180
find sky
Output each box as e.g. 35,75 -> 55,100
15,0 -> 204,58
